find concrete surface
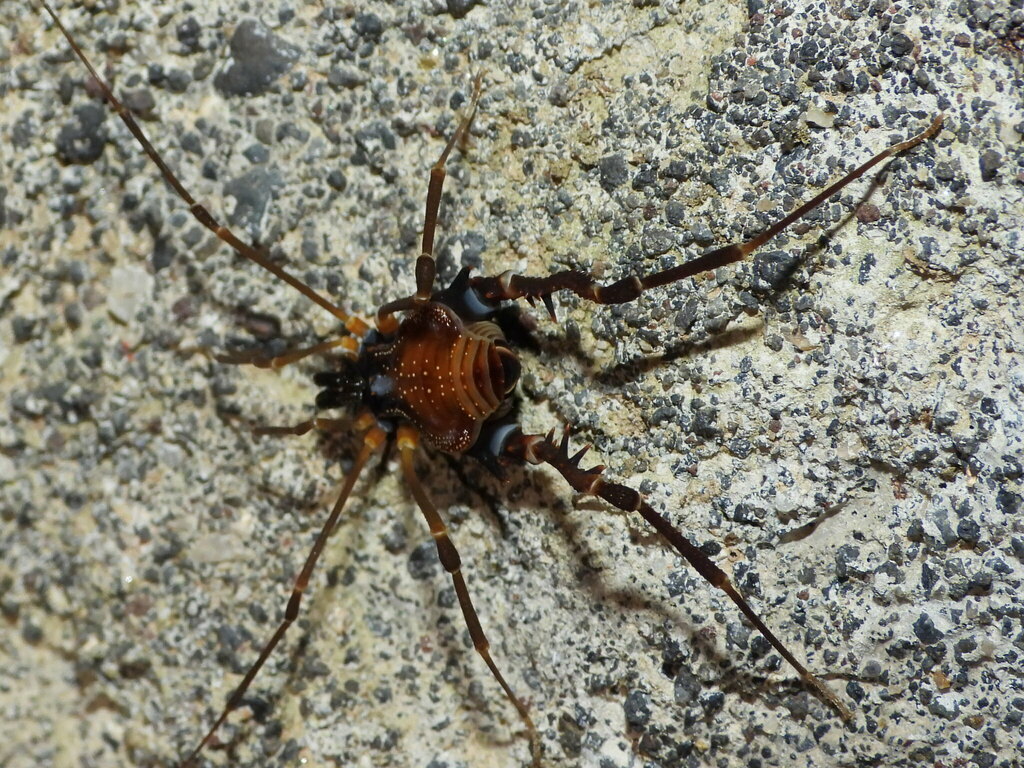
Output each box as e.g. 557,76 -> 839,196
1,1 -> 1021,767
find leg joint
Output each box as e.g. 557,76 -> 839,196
434,533 -> 462,573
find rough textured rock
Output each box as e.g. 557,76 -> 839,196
2,1 -> 1021,767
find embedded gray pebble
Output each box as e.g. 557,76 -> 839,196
4,1 -> 1023,768
54,102 -> 106,164
223,166 -> 285,238
213,19 -> 300,97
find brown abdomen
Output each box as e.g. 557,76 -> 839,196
387,303 -> 511,453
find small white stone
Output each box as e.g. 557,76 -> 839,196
107,265 -> 154,324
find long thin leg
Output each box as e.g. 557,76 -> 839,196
397,426 -> 541,767
252,416 -> 350,438
470,116 -> 943,314
505,426 -> 854,722
414,73 -> 485,302
40,1 -> 369,336
375,74 -> 485,329
217,336 -> 358,370
180,415 -> 387,767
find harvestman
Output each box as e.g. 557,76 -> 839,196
39,2 -> 943,765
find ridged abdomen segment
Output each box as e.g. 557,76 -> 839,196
448,334 -> 502,420
388,303 -> 513,453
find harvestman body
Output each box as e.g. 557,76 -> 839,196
40,2 -> 942,765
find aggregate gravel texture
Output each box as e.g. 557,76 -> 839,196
2,1 -> 1022,767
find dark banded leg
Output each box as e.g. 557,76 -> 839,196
470,116 -> 943,315
505,426 -> 854,722
180,415 -> 387,767
40,1 -> 367,334
397,426 -> 541,767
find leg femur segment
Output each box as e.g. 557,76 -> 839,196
180,416 -> 386,767
471,116 -> 943,316
397,426 -> 541,767
506,425 -> 854,721
40,0 -> 367,333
